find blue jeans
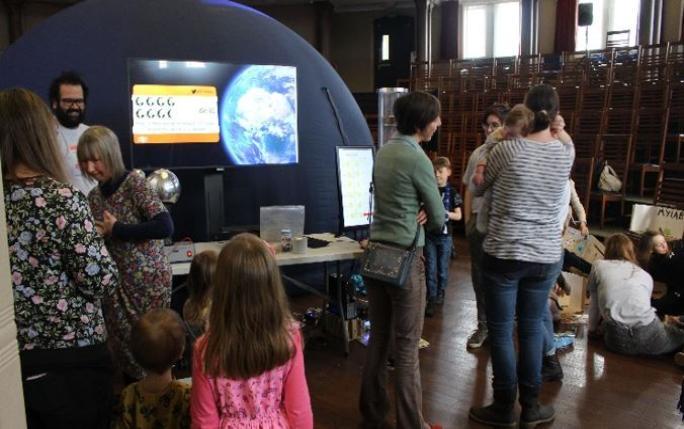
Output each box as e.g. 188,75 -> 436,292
542,305 -> 555,355
483,253 -> 562,390
424,234 -> 452,300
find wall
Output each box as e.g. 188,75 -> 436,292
0,2 -> 8,55
662,0 -> 684,41
0,164 -> 27,428
538,0 -> 557,54
330,11 -> 376,92
252,3 -> 317,45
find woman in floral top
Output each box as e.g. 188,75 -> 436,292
1,88 -> 118,428
77,126 -> 174,381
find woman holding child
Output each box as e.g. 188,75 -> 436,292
77,126 -> 174,381
469,84 -> 574,429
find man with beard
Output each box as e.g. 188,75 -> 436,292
49,71 -> 96,194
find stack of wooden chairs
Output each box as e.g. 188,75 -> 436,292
397,41 -> 684,228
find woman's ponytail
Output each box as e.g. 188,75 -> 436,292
524,84 -> 559,133
533,109 -> 551,131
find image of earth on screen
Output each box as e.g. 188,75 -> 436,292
128,58 -> 298,169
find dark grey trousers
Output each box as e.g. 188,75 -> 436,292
360,249 -> 428,429
466,216 -> 487,324
604,317 -> 684,355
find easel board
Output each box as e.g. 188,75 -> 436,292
336,146 -> 374,228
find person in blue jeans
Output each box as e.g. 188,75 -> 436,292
468,84 -> 574,429
424,157 -> 462,318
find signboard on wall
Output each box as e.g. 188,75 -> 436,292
629,204 -> 684,239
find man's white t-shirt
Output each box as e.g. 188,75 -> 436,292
55,123 -> 96,195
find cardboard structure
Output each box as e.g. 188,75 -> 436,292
563,227 -> 605,264
629,204 -> 684,240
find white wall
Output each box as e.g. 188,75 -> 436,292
662,0 -> 684,42
0,163 -> 27,428
538,0 -> 557,54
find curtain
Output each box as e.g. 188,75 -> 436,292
554,0 -> 578,53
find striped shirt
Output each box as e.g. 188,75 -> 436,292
474,137 -> 574,263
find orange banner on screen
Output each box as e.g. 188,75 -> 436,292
131,84 -> 220,144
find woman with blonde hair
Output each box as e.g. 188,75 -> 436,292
77,125 -> 174,381
588,233 -> 684,356
191,233 -> 313,428
1,88 -> 118,428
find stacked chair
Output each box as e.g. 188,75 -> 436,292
388,41 -> 684,228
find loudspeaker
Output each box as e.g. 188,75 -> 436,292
578,3 -> 593,27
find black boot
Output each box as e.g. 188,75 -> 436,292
469,388 -> 517,428
541,353 -> 563,382
425,299 -> 436,318
519,384 -> 555,429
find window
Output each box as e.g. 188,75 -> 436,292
576,0 -> 639,51
381,35 -> 390,61
462,0 -> 521,59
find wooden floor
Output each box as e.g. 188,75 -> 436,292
294,236 -> 684,429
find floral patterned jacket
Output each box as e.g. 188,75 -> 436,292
4,176 -> 118,350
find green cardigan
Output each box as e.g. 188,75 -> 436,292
371,134 -> 445,248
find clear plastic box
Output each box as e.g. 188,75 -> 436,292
259,205 -> 305,243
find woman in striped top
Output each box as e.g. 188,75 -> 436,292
468,84 -> 575,429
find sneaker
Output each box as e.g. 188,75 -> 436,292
425,300 -> 436,318
435,290 -> 445,305
553,334 -> 575,351
467,324 -> 488,349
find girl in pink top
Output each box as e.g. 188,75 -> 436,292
191,233 -> 313,429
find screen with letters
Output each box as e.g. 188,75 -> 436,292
128,59 -> 298,168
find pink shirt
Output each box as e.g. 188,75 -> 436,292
191,327 -> 313,429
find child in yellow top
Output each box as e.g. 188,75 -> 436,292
113,309 -> 190,429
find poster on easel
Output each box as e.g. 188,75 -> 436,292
336,147 -> 374,228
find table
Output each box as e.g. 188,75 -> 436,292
171,233 -> 364,354
171,233 -> 363,275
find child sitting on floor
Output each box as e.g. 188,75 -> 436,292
113,309 -> 190,429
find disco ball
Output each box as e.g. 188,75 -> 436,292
131,168 -> 146,178
146,169 -> 181,204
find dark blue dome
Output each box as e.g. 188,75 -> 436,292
0,0 -> 372,237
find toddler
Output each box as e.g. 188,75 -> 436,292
472,104 -> 535,234
113,309 -> 190,429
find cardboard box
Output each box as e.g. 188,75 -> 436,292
563,228 -> 605,264
557,271 -> 587,315
629,204 -> 684,240
321,313 -> 362,340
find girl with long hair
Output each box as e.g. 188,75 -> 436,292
190,233 -> 313,428
637,231 -> 684,316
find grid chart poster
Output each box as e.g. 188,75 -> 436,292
337,147 -> 374,228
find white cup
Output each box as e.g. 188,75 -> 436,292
293,236 -> 308,254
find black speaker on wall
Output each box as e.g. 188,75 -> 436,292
578,3 -> 594,27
